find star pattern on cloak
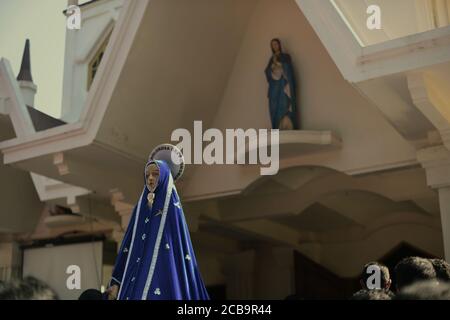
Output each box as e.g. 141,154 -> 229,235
145,217 -> 149,224
154,288 -> 161,295
165,243 -> 170,250
185,254 -> 191,261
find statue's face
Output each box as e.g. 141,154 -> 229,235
146,163 -> 160,192
271,40 -> 281,53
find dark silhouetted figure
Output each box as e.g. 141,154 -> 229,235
394,257 -> 436,291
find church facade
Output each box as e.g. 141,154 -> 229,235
1,0 -> 450,299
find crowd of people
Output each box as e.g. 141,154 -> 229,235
350,257 -> 450,300
0,256 -> 449,300
0,276 -> 105,300
0,276 -> 58,300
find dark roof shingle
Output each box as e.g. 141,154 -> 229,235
26,106 -> 66,131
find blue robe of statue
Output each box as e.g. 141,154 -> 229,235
109,160 -> 209,300
265,53 -> 299,130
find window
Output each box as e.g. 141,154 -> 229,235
87,33 -> 111,90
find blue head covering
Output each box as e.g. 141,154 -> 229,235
110,160 -> 209,300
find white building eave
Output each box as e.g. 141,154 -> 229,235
0,58 -> 35,138
295,0 -> 450,147
0,0 -> 149,218
0,0 -> 146,165
0,0 -> 148,165
357,26 -> 450,82
2,0 -> 446,207
295,0 -> 450,83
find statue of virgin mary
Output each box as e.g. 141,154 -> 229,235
107,145 -> 209,300
265,38 -> 299,130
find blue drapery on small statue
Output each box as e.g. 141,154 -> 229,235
265,39 -> 299,130
109,160 -> 209,300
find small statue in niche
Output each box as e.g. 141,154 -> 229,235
265,38 -> 299,130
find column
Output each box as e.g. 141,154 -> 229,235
438,187 -> 450,260
418,145 -> 450,261
434,0 -> 449,27
0,241 -> 21,281
223,250 -> 256,299
253,246 -> 295,299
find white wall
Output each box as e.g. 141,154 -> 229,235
214,0 -> 417,168
0,164 -> 43,233
61,0 -> 123,123
334,0 -> 450,46
186,0 -> 418,198
23,241 -> 103,300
